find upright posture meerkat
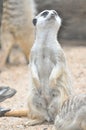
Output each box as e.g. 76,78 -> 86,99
1,10 -> 72,124
26,10 -> 72,125
53,94 -> 86,130
0,0 -> 36,69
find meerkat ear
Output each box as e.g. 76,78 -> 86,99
32,18 -> 37,26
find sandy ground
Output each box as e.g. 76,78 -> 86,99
0,45 -> 86,130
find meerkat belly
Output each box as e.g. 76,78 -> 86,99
38,57 -> 54,79
36,49 -> 55,85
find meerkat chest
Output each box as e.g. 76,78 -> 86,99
33,44 -> 58,78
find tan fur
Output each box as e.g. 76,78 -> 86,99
4,109 -> 28,117
53,94 -> 86,130
0,0 -> 36,69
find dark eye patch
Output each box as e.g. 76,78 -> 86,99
53,10 -> 57,15
32,18 -> 37,26
41,11 -> 49,17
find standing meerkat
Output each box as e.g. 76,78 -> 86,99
1,10 -> 73,124
26,9 -> 73,125
53,94 -> 86,130
0,0 -> 36,69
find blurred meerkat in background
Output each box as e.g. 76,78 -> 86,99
0,0 -> 36,70
53,94 -> 86,130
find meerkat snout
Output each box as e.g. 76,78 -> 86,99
32,10 -> 61,30
50,10 -> 58,17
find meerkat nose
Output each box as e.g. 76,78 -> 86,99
51,10 -> 57,17
51,13 -> 55,17
51,11 -> 57,18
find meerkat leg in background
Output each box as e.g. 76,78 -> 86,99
0,32 -> 14,70
19,41 -> 31,63
18,34 -> 34,63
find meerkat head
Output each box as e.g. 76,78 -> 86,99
32,10 -> 61,31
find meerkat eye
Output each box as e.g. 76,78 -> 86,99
53,10 -> 57,15
32,18 -> 37,26
41,11 -> 49,17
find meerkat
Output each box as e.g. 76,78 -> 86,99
26,9 -> 73,125
0,0 -> 36,70
1,10 -> 72,125
53,94 -> 86,130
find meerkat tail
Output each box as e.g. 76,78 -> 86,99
4,109 -> 28,117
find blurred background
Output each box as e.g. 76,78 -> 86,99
0,0 -> 86,46
35,0 -> 86,45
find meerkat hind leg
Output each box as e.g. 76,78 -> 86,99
18,38 -> 33,63
19,42 -> 29,63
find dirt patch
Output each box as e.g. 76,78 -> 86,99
0,46 -> 86,130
